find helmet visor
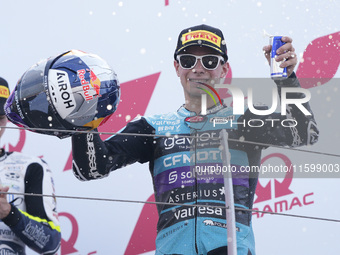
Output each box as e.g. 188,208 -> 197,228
5,59 -> 70,135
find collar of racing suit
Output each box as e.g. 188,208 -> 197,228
177,103 -> 225,117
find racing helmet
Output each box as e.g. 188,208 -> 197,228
5,50 -> 120,138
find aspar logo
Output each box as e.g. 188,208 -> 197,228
210,116 -> 235,124
185,115 -> 207,123
77,69 -> 101,101
48,69 -> 76,119
253,153 -> 314,219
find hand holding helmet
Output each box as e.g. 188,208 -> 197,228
5,50 -> 120,138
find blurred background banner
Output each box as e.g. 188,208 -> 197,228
0,1 -> 339,254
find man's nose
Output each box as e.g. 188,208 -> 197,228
192,59 -> 205,73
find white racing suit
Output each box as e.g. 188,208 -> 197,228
0,151 -> 61,255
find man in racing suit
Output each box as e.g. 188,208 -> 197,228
71,25 -> 319,254
0,77 -> 61,255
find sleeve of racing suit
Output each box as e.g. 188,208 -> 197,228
240,72 -> 319,147
72,117 -> 155,181
2,161 -> 61,255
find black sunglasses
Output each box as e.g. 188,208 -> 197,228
177,54 -> 225,70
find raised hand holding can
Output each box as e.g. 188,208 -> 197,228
270,36 -> 288,79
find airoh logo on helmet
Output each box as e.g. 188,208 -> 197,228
48,70 -> 76,119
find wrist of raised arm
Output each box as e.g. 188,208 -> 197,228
274,72 -> 299,88
1,204 -> 21,227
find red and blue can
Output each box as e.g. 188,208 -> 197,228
270,36 -> 287,79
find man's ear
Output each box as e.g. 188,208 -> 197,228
221,62 -> 230,78
174,60 -> 180,77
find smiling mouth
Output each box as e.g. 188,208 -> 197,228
188,79 -> 210,84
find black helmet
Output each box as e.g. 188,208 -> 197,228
5,50 -> 120,138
